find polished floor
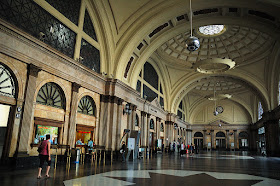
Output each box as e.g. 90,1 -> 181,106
0,151 -> 280,186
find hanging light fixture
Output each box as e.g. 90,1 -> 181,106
213,80 -> 218,116
185,0 -> 200,52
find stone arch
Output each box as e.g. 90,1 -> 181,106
194,132 -> 203,138
77,95 -> 97,117
0,57 -> 24,101
216,131 -> 226,138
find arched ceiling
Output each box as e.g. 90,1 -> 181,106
93,0 -> 280,124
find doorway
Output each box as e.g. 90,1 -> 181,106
0,104 -> 11,159
216,132 -> 226,150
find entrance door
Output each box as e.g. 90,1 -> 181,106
194,138 -> 203,149
0,104 -> 11,159
216,138 -> 226,150
149,132 -> 154,150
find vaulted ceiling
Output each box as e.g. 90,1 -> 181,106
91,0 -> 280,124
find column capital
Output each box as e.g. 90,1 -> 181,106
28,64 -> 41,77
156,117 -> 161,122
72,82 -> 81,93
117,98 -> 124,105
100,95 -> 110,103
165,121 -> 174,125
141,111 -> 147,116
233,129 -> 237,132
147,113 -> 151,118
226,130 -> 229,132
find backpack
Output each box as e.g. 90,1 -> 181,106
37,142 -> 43,153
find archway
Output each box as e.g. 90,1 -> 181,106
194,132 -> 203,151
216,131 -> 226,150
0,63 -> 18,160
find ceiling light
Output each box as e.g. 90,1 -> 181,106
185,0 -> 200,52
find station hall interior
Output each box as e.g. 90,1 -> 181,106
0,0 -> 280,185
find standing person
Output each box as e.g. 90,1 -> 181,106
191,143 -> 195,156
76,138 -> 83,145
162,143 -> 164,153
88,138 -> 96,161
180,142 -> 185,156
37,134 -> 51,179
120,141 -> 126,162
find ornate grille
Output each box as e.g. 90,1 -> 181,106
143,84 -> 157,102
77,95 -> 96,116
0,64 -> 16,98
80,39 -> 100,73
136,80 -> 141,93
258,102 -> 263,120
135,114 -> 139,126
160,123 -> 164,132
150,119 -> 154,129
36,82 -> 65,109
83,9 -> 98,41
144,62 -> 158,90
45,0 -> 81,25
0,0 -> 76,58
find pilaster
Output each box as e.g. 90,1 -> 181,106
67,82 -> 80,148
18,64 -> 41,155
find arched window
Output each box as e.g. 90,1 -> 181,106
258,102 -> 263,120
177,100 -> 186,121
239,131 -> 249,138
0,64 -> 16,98
150,119 -> 154,129
216,132 -> 225,137
135,114 -> 139,126
160,123 -> 164,132
77,96 -> 96,116
36,82 -> 65,109
194,132 -> 203,137
136,62 -> 164,108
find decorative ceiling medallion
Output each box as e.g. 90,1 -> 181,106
198,25 -> 226,36
193,58 -> 235,74
207,94 -> 232,101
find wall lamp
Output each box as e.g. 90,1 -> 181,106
123,103 -> 132,115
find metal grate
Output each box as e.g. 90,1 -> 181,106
83,9 -> 98,41
0,0 -> 76,58
46,0 -> 81,25
80,39 -> 100,73
78,95 -> 96,116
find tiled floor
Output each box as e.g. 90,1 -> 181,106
0,151 -> 280,186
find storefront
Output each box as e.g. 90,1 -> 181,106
76,124 -> 95,145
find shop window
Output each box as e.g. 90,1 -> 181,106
77,96 -> 96,116
34,125 -> 58,144
33,118 -> 63,145
258,102 -> 263,120
76,124 -> 95,145
36,82 -> 65,109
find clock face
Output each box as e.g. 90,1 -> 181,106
216,106 -> 224,113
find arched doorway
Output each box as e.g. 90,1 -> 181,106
216,131 -> 226,150
0,63 -> 17,160
239,131 -> 249,150
194,132 -> 203,150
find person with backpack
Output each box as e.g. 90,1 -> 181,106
37,134 -> 51,179
88,138 -> 96,161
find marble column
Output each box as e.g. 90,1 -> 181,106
146,114 -> 151,148
203,130 -> 207,149
97,95 -> 110,147
186,129 -> 192,145
249,128 -> 258,152
140,111 -> 147,148
210,130 -> 214,149
156,117 -> 160,139
234,130 -> 238,150
109,96 -> 119,151
226,130 -> 229,150
67,82 -> 80,148
264,119 -> 280,156
115,98 -> 123,150
18,64 -> 41,155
